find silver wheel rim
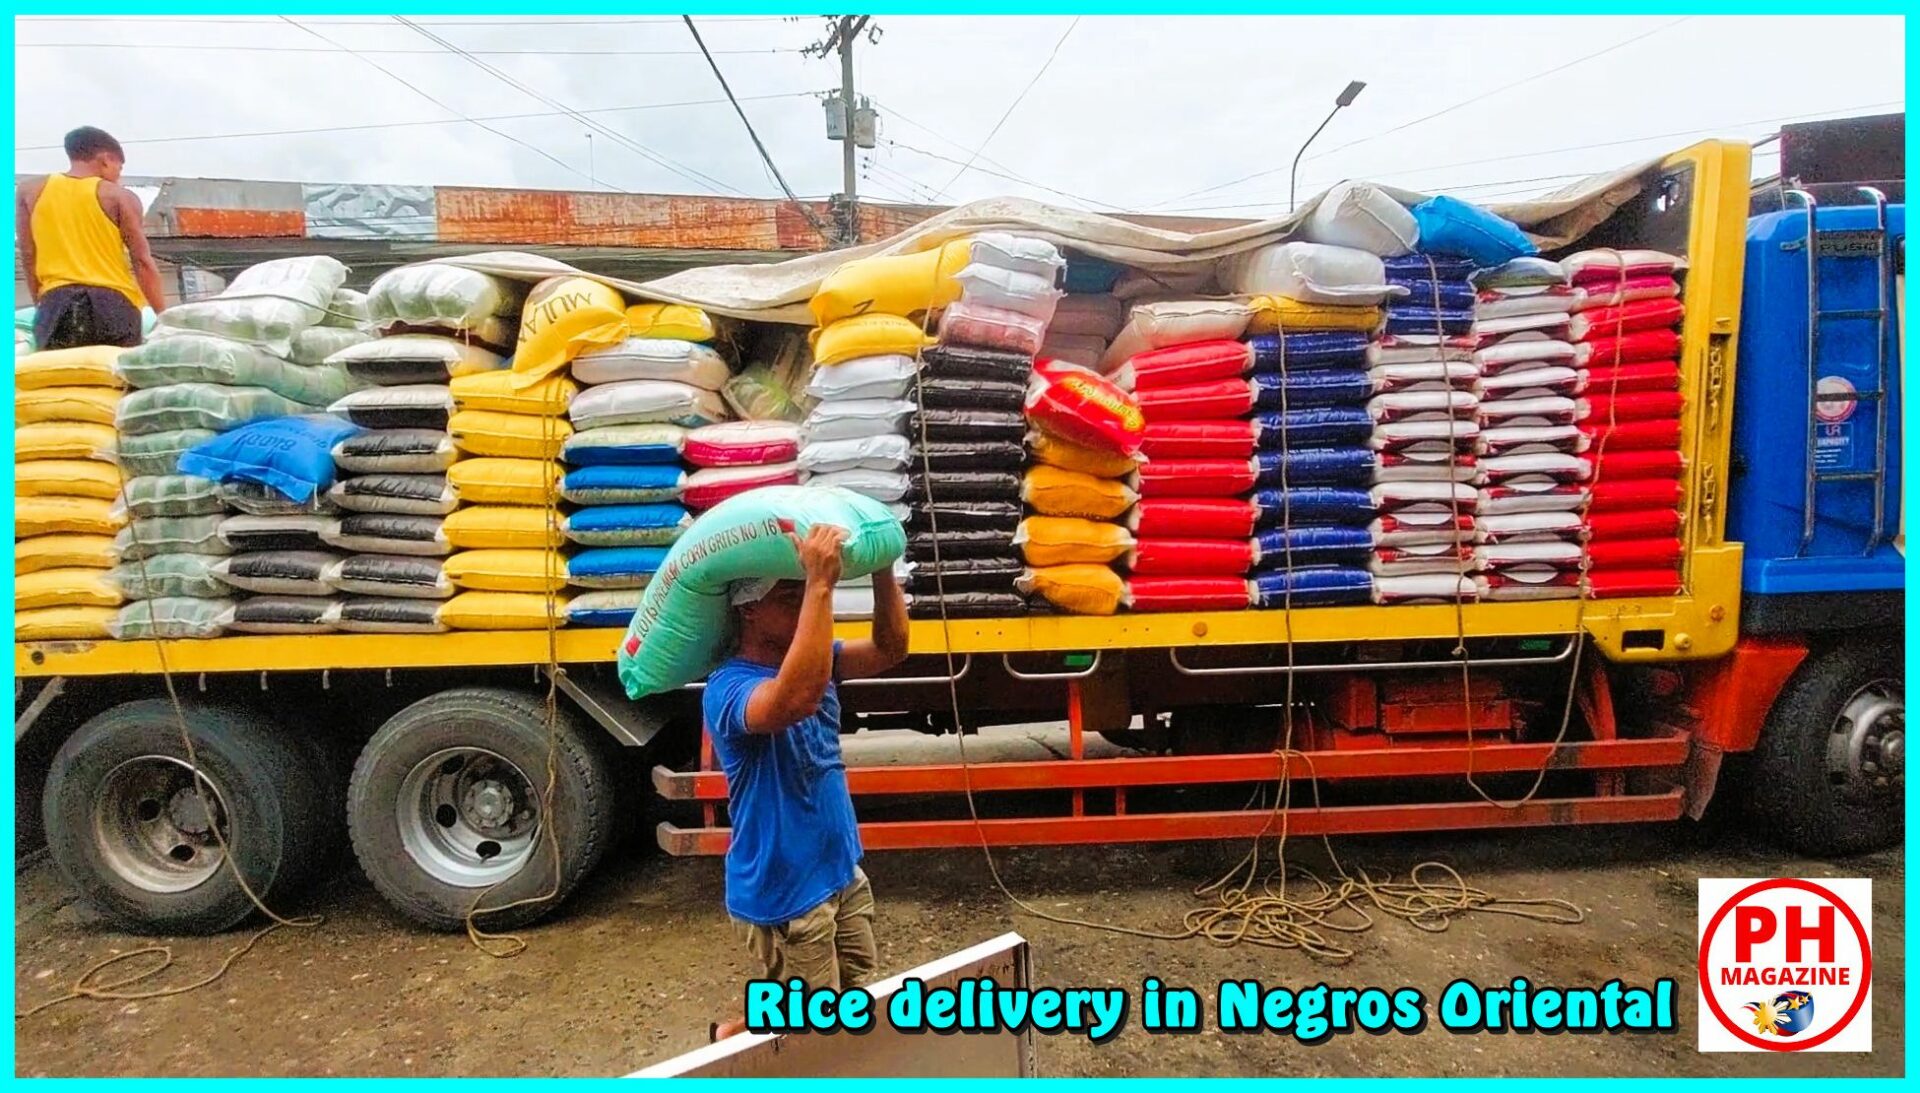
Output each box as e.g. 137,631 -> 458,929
395,747 -> 540,887
93,756 -> 228,894
1827,678 -> 1904,794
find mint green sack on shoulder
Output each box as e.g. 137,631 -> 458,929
615,485 -> 904,699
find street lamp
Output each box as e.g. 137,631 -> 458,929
1289,79 -> 1366,214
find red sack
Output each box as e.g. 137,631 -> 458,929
1588,477 -> 1682,512
1133,459 -> 1257,498
1582,359 -> 1680,394
1125,537 -> 1255,576
1575,329 -> 1681,366
683,421 -> 801,468
1113,340 -> 1252,391
1582,390 -> 1684,423
1140,420 -> 1258,460
1586,508 -> 1681,541
681,463 -> 801,509
1586,537 -> 1682,569
1125,576 -> 1251,613
1585,567 -> 1682,598
1024,360 -> 1145,455
1128,498 -> 1258,539
1135,379 -> 1255,422
1574,275 -> 1681,310
1589,447 -> 1683,481
1581,417 -> 1681,452
1567,297 -> 1686,340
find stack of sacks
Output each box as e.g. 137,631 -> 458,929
174,415 -> 363,635
103,257 -> 355,640
797,347 -> 918,621
563,305 -> 735,627
1043,250 -> 1124,369
1013,362 -> 1143,615
15,346 -> 129,640
1564,249 -> 1689,600
1467,257 -> 1586,602
320,264 -> 525,634
1226,242 -> 1402,609
912,233 -> 1064,619
1369,252 -> 1486,605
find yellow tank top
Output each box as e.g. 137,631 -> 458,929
31,174 -> 143,307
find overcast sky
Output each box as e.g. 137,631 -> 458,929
12,14 -> 1906,216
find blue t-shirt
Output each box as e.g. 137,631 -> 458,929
702,643 -> 863,927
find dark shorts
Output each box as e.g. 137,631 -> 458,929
34,285 -> 143,351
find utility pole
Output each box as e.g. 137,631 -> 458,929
808,15 -> 877,246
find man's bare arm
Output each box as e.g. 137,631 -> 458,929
17,186 -> 39,300
107,184 -> 166,311
836,568 -> 909,680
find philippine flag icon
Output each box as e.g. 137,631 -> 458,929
1745,991 -> 1816,1038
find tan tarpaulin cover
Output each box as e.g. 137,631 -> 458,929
442,156 -> 1662,327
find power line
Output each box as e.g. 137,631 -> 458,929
12,92 -> 820,153
888,139 -> 1121,212
867,95 -> 1123,211
931,16 -> 1080,198
1148,16 -> 1694,209
389,16 -> 745,197
21,15 -> 798,26
274,17 -> 599,191
681,16 -> 833,241
18,41 -> 803,56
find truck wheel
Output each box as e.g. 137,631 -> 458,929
41,699 -> 318,934
1749,641 -> 1904,857
347,688 -> 615,932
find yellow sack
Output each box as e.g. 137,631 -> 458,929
16,345 -> 126,389
447,458 -> 564,506
1247,296 -> 1384,335
442,505 -> 566,550
513,275 -> 628,386
626,303 -> 715,342
810,243 -> 969,327
809,313 -> 937,367
439,590 -> 569,631
445,549 -> 568,593
1020,464 -> 1138,521
17,386 -> 119,426
451,370 -> 578,416
1027,431 -> 1141,479
17,533 -> 117,574
17,496 -> 125,537
448,409 -> 572,459
16,460 -> 124,500
1017,565 -> 1125,616
17,567 -> 124,611
1015,517 -> 1135,567
17,421 -> 119,463
15,605 -> 115,641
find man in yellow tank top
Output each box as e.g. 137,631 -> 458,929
16,126 -> 165,350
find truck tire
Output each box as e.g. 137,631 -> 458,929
41,698 -> 320,934
1748,640 -> 1904,857
347,688 -> 616,931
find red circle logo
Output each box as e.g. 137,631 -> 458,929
1698,878 -> 1872,1051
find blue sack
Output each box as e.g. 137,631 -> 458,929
1409,195 -> 1538,267
1388,279 -> 1477,310
1249,369 -> 1372,410
177,414 -> 362,504
568,546 -> 671,589
567,589 -> 643,629
561,464 -> 687,505
1252,487 -> 1375,526
1251,567 -> 1374,608
1252,526 -> 1374,569
1255,447 -> 1374,488
1384,254 -> 1478,281
1382,307 -> 1476,337
1248,408 -> 1375,449
1246,331 -> 1370,371
1061,250 -> 1123,294
563,504 -> 693,548
561,424 -> 687,466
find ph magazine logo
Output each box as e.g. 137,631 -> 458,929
1697,878 -> 1872,1051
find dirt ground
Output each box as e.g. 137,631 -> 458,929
12,821 -> 1903,1078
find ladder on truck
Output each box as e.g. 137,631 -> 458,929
1786,186 -> 1893,556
